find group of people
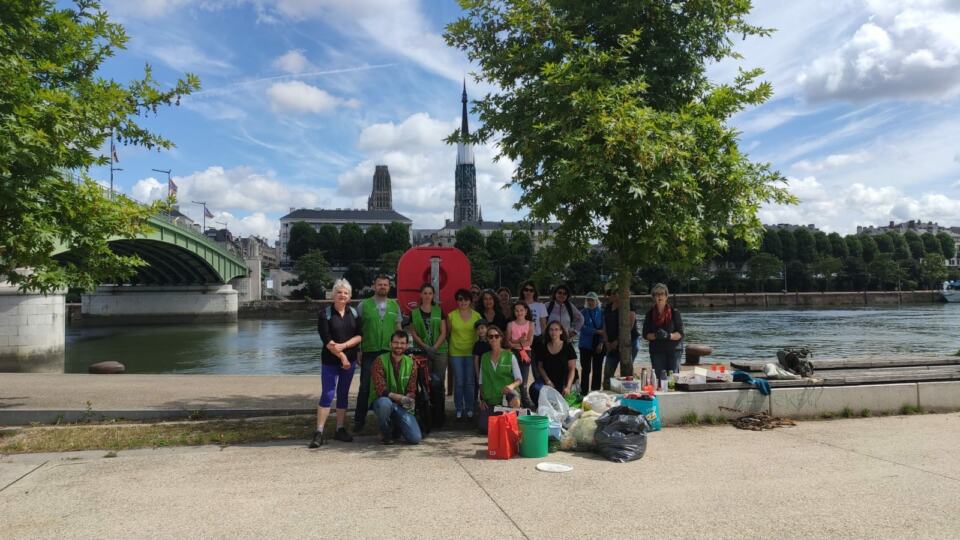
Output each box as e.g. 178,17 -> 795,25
313,274 -> 685,447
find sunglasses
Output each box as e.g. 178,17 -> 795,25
522,288 -> 534,293
486,334 -> 501,340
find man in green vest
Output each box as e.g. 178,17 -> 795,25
354,274 -> 403,432
370,331 -> 421,445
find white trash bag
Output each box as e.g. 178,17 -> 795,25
537,386 -> 570,425
582,391 -> 616,414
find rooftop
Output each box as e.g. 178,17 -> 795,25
280,208 -> 412,223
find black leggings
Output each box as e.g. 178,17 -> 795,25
579,347 -> 603,394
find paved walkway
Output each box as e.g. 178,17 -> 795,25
2,413 -> 959,539
0,373 -> 328,424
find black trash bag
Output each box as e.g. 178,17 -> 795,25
593,405 -> 649,463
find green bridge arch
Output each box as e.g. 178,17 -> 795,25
53,215 -> 249,285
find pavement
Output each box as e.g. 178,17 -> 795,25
2,413 -> 960,539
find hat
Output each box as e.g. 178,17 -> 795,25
603,282 -> 618,293
585,292 -> 600,301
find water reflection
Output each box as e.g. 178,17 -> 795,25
65,305 -> 960,374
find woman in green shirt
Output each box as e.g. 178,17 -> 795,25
408,283 -> 448,387
447,288 -> 480,420
476,326 -> 522,434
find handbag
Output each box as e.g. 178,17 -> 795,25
487,411 -> 519,460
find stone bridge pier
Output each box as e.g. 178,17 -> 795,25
80,284 -> 238,325
0,282 -> 65,373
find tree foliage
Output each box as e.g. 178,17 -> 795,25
746,252 -> 781,292
287,222 -> 317,262
0,0 -> 199,292
287,249 -> 331,299
445,0 -> 792,366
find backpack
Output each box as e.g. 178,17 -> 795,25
546,300 -> 575,327
324,305 -> 358,320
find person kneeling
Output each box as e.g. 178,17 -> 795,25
370,331 -> 422,445
476,327 -> 522,435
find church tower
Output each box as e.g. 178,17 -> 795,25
367,164 -> 393,211
453,81 -> 478,224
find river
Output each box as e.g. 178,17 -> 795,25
64,305 -> 960,374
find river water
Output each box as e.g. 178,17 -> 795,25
64,305 -> 960,374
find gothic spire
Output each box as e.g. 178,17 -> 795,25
461,79 -> 470,139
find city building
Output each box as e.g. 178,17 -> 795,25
453,81 -> 479,224
767,223 -> 821,233
367,165 -> 393,211
856,220 -> 960,267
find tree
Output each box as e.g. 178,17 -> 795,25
812,256 -> 843,292
454,225 -> 485,254
1,0 -> 199,292
287,249 -> 331,299
840,256 -> 868,291
485,230 -> 509,260
844,235 -> 863,259
828,232 -> 848,259
937,232 -> 956,260
919,253 -> 947,289
874,233 -> 893,254
316,225 -> 340,264
338,223 -> 364,265
793,228 -> 816,263
286,222 -> 318,262
343,263 -> 369,293
746,253 -> 782,292
761,228 -> 782,258
860,235 -> 878,263
867,254 -> 901,291
813,231 -> 832,259
363,225 -> 387,262
778,228 -> 797,262
378,250 -> 403,278
921,232 -> 941,256
445,0 -> 792,369
467,248 -> 495,288
890,233 -> 911,261
786,261 -> 813,292
904,231 -> 924,259
384,222 -> 411,253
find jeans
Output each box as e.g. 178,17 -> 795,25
449,355 -> 476,416
602,344 -> 638,390
650,350 -> 682,382
579,347 -> 603,395
372,397 -> 422,444
354,350 -> 385,429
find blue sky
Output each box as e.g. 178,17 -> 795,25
88,0 -> 960,242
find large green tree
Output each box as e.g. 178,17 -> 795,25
383,221 -> 411,253
936,232 -> 956,260
287,249 -> 331,299
286,222 -> 318,262
315,224 -> 340,263
746,252 -> 781,292
446,0 -> 792,370
338,223 -> 364,265
1,0 -> 199,292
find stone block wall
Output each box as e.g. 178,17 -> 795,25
0,284 -> 65,372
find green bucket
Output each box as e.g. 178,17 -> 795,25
518,415 -> 549,458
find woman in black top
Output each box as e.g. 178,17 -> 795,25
533,320 -> 578,405
313,278 -> 363,448
642,283 -> 684,385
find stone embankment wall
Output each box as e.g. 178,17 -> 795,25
0,284 -> 65,372
236,290 -> 943,318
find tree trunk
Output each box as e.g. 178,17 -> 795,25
617,266 -> 634,378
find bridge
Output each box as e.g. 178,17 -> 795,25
2,212 -> 257,372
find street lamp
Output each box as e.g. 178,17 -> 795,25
192,200 -> 209,232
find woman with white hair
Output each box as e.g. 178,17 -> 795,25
312,278 -> 363,448
642,283 -> 684,386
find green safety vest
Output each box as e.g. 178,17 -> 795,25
480,350 -> 516,405
368,353 -> 414,406
360,297 -> 400,352
412,305 -> 447,353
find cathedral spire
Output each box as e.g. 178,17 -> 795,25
461,79 -> 470,139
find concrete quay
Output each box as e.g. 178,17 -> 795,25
3,373 -> 960,426
2,413 -> 959,539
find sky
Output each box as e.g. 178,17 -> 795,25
85,0 -> 960,243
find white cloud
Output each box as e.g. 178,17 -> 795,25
792,150 -> 872,173
210,211 -> 279,240
798,0 -> 960,102
761,179 -> 960,234
337,112 -> 519,228
272,49 -> 312,74
104,0 -> 191,18
265,81 -> 359,113
147,43 -> 232,73
132,177 -> 166,202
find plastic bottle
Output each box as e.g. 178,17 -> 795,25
667,370 -> 676,390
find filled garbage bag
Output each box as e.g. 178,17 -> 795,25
537,386 -> 570,426
561,410 -> 600,451
593,406 -> 649,463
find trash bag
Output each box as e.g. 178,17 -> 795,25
582,391 -> 616,414
562,410 -> 600,451
593,405 -> 649,463
537,386 -> 570,425
564,388 -> 582,408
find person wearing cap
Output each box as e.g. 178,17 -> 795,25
601,282 -> 639,389
578,291 -> 605,394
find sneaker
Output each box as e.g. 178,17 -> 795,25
466,411 -> 474,420
381,437 -> 395,445
333,428 -> 353,442
308,430 -> 324,448
455,412 -> 463,420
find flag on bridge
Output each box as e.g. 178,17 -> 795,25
204,206 -> 214,219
